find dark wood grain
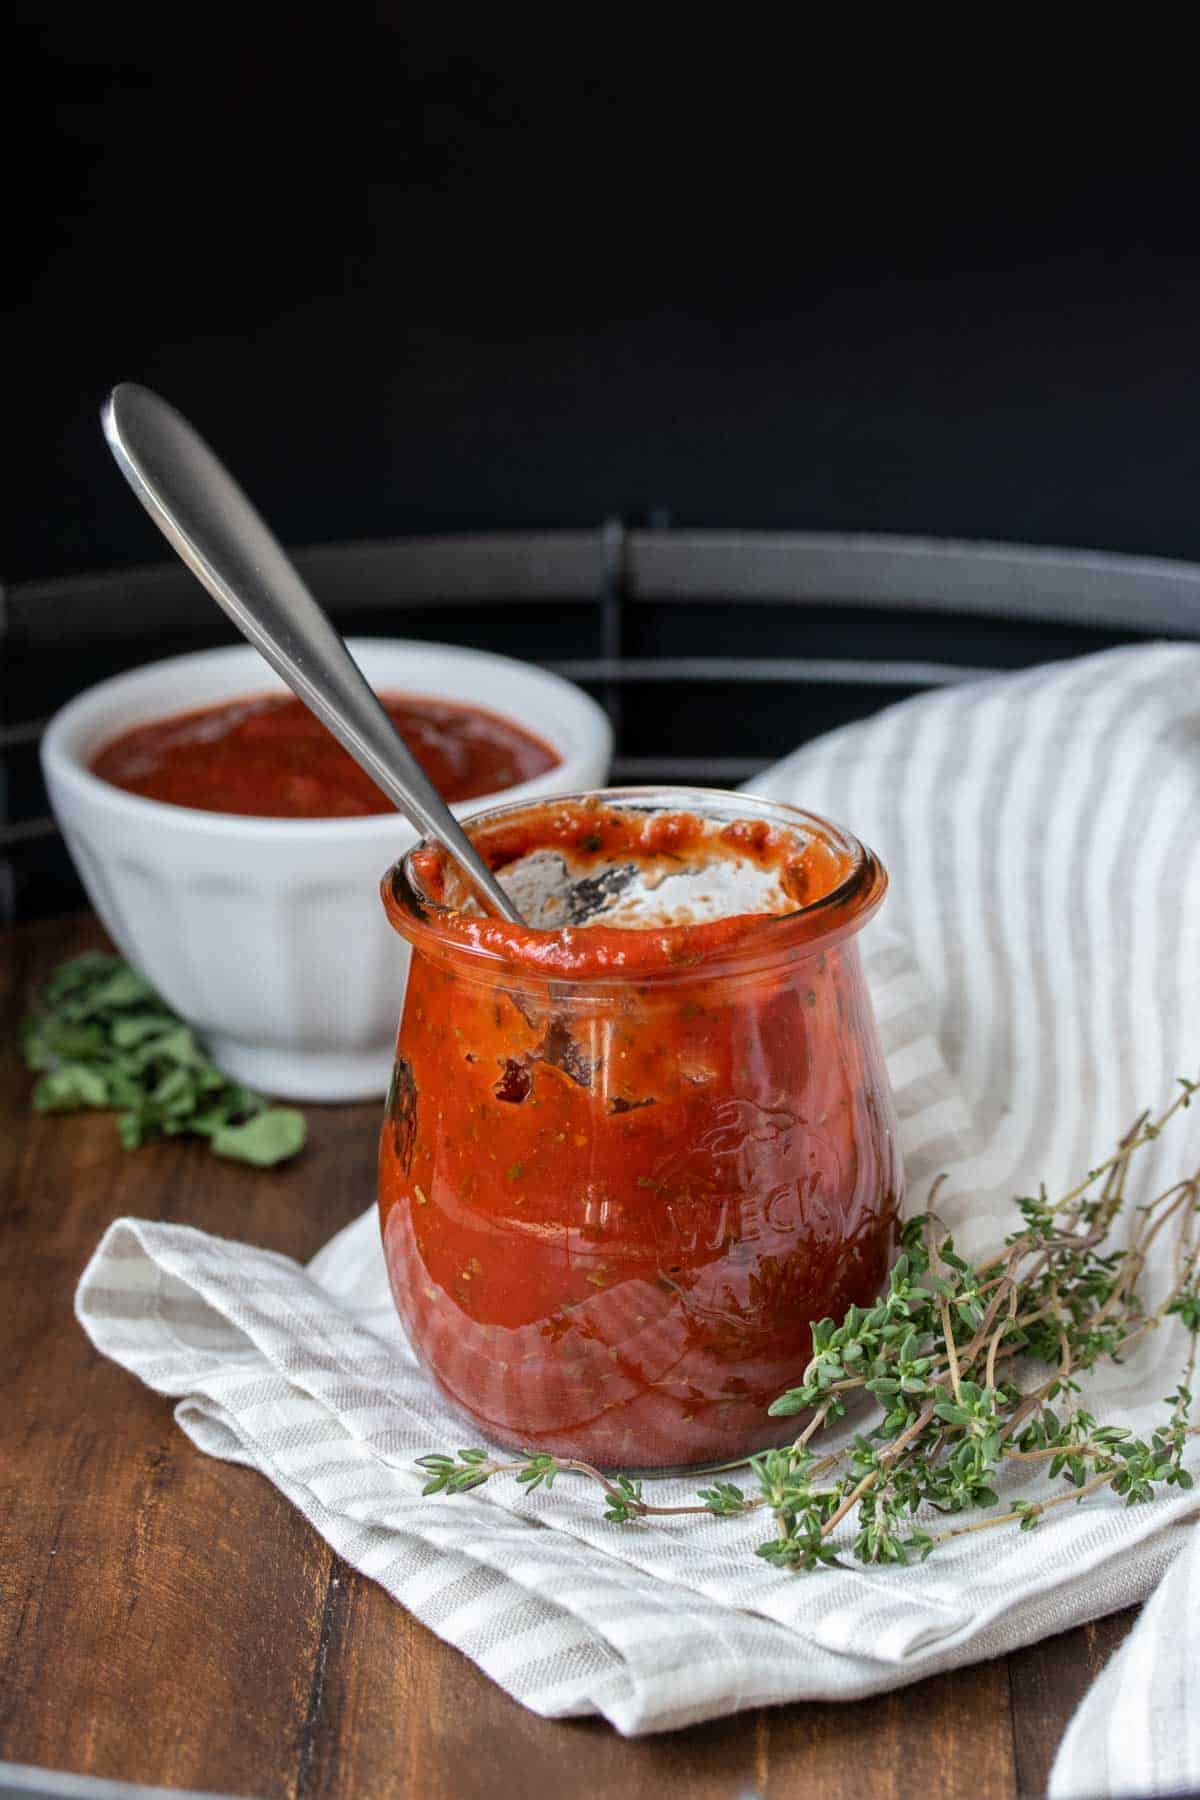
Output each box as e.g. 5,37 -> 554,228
0,912 -> 1142,1799
1007,1610 -> 1137,1799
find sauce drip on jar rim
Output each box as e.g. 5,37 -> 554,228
386,796 -> 883,979
90,691 -> 559,818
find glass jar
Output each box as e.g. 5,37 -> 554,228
378,788 -> 902,1472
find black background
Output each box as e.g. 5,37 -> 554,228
6,3 -> 1200,582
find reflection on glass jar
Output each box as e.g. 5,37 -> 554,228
378,788 -> 903,1472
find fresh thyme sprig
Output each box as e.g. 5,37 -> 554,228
417,1078 -> 1200,1569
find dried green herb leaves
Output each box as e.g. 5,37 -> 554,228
22,951 -> 305,1167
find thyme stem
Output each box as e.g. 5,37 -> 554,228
417,1077 -> 1200,1569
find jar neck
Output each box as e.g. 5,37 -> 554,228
381,787 -> 887,989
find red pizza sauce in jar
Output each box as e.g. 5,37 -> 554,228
90,692 -> 558,817
378,789 -> 903,1471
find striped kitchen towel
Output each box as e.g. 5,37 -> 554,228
1048,1523 -> 1200,1798
77,643 -> 1200,1775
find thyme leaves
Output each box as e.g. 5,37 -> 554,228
417,1077 -> 1200,1569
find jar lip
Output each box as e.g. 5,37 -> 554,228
381,786 -> 887,983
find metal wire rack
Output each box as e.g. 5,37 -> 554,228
4,525 -> 1198,924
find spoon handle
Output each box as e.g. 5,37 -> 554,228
102,383 -> 524,925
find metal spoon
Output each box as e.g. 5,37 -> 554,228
101,382 -> 525,925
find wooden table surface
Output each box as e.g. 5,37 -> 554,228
1,912 -> 1137,1800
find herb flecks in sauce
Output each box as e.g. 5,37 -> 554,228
379,797 -> 899,1470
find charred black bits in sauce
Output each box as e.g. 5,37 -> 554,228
386,1057 -> 419,1173
494,1059 -> 533,1104
537,1017 -> 594,1088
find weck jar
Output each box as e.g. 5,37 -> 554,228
378,788 -> 903,1472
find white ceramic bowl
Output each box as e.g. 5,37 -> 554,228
42,639 -> 613,1101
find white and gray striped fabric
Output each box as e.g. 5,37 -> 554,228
76,644 -> 1200,1771
1048,1523 -> 1200,1799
